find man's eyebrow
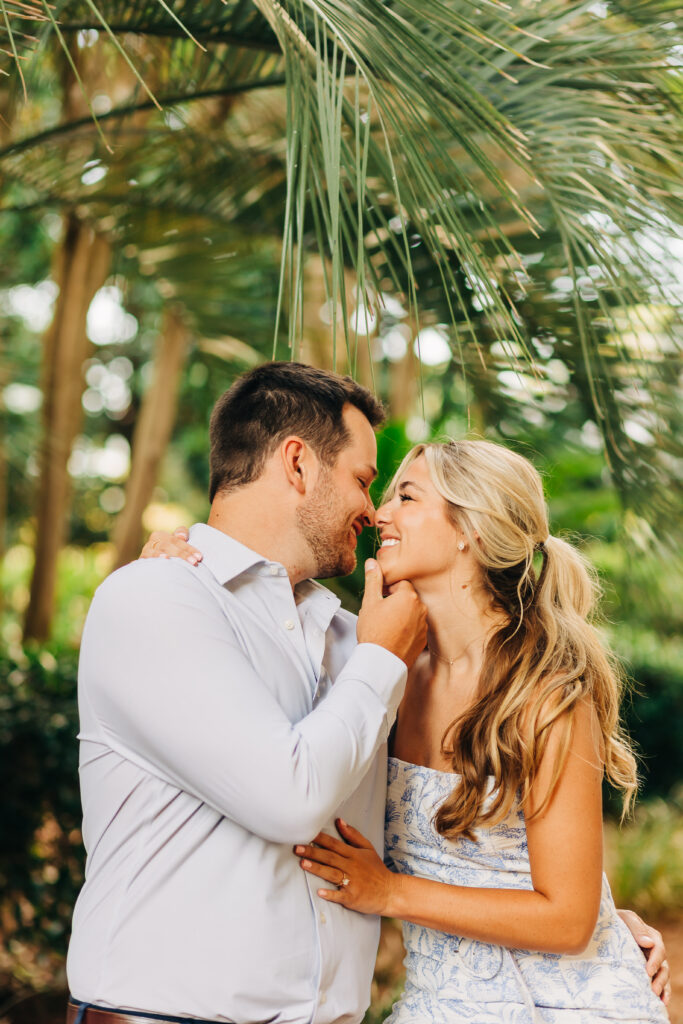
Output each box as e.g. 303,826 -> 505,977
364,465 -> 378,481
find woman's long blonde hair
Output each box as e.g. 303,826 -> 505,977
388,439 -> 637,841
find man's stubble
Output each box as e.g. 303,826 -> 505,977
296,468 -> 357,579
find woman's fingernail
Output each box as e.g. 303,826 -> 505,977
301,859 -> 311,868
294,846 -> 304,854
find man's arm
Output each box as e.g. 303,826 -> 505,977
80,559 -> 408,845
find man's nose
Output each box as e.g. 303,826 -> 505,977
361,497 -> 375,528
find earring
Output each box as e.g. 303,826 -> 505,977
457,541 -> 466,551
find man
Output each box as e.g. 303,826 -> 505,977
67,362 -> 669,1024
67,362 -> 427,1024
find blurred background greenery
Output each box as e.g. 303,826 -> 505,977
1,1 -> 682,1021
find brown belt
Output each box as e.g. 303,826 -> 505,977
67,1002 -> 229,1024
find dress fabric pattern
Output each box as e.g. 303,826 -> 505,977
384,757 -> 669,1024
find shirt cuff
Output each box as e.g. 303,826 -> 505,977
340,642 -> 408,734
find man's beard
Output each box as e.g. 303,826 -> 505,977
296,469 -> 357,579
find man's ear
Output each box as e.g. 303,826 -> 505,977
281,436 -> 315,495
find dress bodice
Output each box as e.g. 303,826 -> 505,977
383,756 -> 669,1024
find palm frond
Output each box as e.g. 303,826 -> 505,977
0,0 -> 682,535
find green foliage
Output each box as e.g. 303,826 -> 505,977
616,631 -> 683,801
361,994 -> 402,1024
0,641 -> 82,957
1,0 -> 682,517
606,794 -> 683,916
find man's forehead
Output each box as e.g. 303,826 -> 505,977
342,404 -> 378,456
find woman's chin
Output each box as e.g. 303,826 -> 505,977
376,557 -> 402,587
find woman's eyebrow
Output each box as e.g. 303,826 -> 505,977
398,479 -> 425,492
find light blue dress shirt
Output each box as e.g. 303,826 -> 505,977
67,524 -> 407,1024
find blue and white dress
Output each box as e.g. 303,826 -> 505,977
383,756 -> 669,1024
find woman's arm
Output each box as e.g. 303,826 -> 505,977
298,698 -> 603,955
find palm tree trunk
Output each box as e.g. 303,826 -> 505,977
387,343 -> 418,421
111,307 -> 189,571
23,215 -> 110,641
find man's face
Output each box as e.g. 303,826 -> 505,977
296,404 -> 378,578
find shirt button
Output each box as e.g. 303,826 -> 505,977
320,912 -> 327,924
284,619 -> 295,630
269,565 -> 279,576
319,993 -> 326,1005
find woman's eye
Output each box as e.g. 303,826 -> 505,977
399,493 -> 413,503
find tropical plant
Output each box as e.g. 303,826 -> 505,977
1,0 -> 682,638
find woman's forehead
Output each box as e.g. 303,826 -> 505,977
396,452 -> 429,484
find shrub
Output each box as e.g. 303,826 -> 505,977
0,642 -> 83,959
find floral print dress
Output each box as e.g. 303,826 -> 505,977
383,757 -> 669,1024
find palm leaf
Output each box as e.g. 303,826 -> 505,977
0,0 -> 681,536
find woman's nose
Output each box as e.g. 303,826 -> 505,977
374,502 -> 390,527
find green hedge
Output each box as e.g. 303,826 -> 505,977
0,643 -> 82,956
615,630 -> 683,801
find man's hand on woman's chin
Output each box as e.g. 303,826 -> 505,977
617,908 -> 670,1005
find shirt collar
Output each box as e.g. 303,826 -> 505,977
188,525 -> 342,619
188,523 -> 267,585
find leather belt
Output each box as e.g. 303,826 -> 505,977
67,1002 -> 229,1024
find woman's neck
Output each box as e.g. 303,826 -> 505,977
416,575 -> 504,672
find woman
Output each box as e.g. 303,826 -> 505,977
145,439 -> 669,1022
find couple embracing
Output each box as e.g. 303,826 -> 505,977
67,362 -> 670,1024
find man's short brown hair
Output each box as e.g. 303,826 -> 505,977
209,361 -> 385,500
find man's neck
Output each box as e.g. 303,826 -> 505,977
207,487 -> 313,588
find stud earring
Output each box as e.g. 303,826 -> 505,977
457,541 -> 466,551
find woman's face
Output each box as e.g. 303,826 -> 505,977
375,454 -> 463,587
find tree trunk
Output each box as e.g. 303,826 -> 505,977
111,307 -> 190,571
387,343 -> 418,421
23,215 -> 111,641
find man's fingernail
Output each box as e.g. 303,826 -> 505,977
294,846 -> 305,854
365,559 -> 377,571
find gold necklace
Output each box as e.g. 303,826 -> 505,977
428,629 -> 492,666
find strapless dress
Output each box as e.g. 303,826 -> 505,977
383,756 -> 669,1023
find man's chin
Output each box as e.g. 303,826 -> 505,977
315,551 -> 357,580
